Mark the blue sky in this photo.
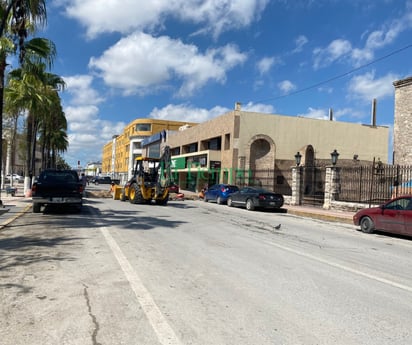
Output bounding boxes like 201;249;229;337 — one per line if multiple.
37;0;412;167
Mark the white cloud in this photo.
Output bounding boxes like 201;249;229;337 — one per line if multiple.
317;86;333;94
278;80;297;94
63;75;105;105
89;32;247;97
313;39;352;69
298;107;365;121
63;0;270;39
256;56;281;75
292;35;308;53
64;118;125;166
333;107;362;121
298;107;329;120
60;75;126;167
242;102;274;113
313;2;412;68
65;105;99;125
148;101;274;123
149;104;230;123
347;71;398;102
350;14;412;66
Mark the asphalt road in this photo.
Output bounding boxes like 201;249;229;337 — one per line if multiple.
1;192;412;345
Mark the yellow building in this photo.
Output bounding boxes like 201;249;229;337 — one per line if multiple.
102;118;197;181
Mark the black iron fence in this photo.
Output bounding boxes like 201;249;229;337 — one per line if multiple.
233;165;412;206
339;164;412;204
234;168;293;195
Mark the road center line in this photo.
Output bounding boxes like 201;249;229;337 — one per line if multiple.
100;227;183;345
262;239;412;294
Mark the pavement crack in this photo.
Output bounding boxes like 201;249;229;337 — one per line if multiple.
83;283;102;345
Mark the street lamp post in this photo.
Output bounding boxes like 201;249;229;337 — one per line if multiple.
324;149;340;209
291;151;303;205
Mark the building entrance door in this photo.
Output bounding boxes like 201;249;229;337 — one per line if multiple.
302;166;325;207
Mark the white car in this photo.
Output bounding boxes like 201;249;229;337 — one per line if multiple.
6;174;23;182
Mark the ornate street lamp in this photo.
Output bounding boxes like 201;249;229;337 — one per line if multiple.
330;149;339;166
294;151;302;166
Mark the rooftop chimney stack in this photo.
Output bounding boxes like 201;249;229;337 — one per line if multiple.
235;102;241;111
329;108;333;121
371;98;377;127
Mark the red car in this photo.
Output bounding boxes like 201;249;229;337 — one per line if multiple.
353;195;412;236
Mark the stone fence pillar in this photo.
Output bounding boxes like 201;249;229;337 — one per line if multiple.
323;166;341;209
291;166;303;205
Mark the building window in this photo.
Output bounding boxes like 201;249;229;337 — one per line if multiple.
136;123;152;131
187;154;207;168
188;143;198;153
224;133;230;150
148;143;160;158
182;143;198;154
208;137;221;150
171;147;180;155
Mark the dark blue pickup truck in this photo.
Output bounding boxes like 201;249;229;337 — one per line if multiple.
31;169;83;213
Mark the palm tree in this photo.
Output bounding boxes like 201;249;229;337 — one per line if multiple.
38;91;68;169
6;59;65;193
0;0;47;199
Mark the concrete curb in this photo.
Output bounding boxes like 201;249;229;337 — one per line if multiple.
0;203;32;230
286;208;353;224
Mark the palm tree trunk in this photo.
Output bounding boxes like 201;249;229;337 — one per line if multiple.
11;114;18;174
31;119;38;178
0;56;6;203
24;112;34;195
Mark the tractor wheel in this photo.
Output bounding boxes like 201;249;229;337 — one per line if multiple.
156;194;169;206
120;192;126;201
129;184;142;204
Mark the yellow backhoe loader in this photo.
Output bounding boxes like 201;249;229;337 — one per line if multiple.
120;146;172;205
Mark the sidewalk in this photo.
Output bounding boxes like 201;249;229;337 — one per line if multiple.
285;204;354;224
0;187;32;230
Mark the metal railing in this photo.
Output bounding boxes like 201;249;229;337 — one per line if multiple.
339;165;412;204
234;168;292;195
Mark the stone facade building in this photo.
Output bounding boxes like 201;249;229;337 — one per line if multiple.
393;76;412;165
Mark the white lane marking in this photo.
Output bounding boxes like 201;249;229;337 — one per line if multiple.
262;239;412;294
101;227;183;345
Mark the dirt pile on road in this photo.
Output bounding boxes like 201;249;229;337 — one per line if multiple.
86;190;113;198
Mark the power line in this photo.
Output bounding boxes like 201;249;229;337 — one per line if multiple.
249;43;412;104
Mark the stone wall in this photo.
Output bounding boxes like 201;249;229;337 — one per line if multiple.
393;76;412;165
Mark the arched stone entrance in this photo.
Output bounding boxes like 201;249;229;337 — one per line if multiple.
245;135;276;187
300;144;325;206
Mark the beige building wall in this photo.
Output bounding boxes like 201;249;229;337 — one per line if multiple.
166;107;389;191
393;76;412;165
236;111;389;165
